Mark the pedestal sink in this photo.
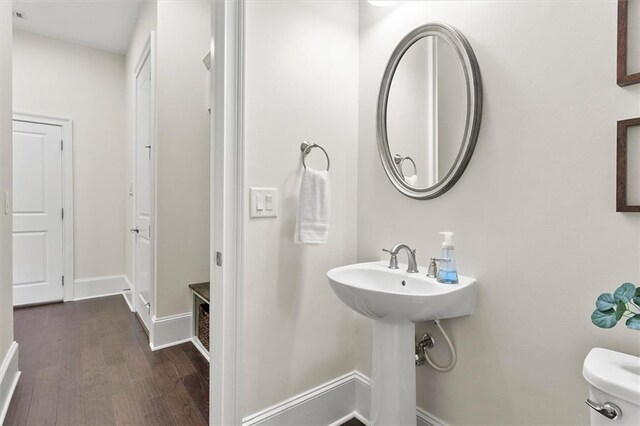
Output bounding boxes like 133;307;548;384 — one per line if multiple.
327;261;477;426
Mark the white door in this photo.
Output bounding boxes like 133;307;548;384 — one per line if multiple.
12;120;64;306
134;52;154;331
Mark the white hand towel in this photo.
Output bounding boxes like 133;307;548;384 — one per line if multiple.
404;174;418;186
295;168;330;245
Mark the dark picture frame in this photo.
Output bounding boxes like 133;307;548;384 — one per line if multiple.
617;118;640;212
618;0;640;86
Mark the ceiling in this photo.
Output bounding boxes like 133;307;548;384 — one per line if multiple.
12;0;143;54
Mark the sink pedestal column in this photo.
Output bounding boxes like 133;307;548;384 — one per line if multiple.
370;319;416;426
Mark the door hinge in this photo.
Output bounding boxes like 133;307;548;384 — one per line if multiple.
62;276;65;286
216;251;223;266
61;208;64;220
61;139;63;151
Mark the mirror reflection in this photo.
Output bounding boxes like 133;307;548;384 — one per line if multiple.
387;35;467;188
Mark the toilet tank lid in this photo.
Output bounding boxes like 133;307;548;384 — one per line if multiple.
583;347;640;405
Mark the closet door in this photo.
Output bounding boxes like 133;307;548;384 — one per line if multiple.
12;120;64;306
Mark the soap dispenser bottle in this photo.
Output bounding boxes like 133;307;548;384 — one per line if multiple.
437;232;459;284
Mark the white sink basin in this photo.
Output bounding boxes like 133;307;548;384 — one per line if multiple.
327;261;478;426
327;261;477;322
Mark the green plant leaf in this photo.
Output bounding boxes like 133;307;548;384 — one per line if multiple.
592;309;618;328
635;287;640;297
616;302;627;320
625;314;640;330
614;283;636;303
596;293;616;311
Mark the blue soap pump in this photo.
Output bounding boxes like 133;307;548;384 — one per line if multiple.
437;232;459;284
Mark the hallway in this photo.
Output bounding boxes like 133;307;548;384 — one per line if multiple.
4;296;208;425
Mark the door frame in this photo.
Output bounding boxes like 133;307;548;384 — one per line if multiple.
211;0;245;424
12;112;74;302
131;32;157;325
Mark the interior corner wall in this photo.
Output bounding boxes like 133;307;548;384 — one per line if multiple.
0;0;13;360
12;31;126;281
154;0;210;318
242;0;359;416
125;0;156;287
357;1;640;424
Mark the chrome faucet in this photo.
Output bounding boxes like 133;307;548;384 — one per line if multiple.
426;257;450;279
382;244;419;273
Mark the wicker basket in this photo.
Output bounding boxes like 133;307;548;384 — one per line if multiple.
198;303;210;351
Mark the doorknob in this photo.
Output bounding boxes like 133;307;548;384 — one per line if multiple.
130;227;140;234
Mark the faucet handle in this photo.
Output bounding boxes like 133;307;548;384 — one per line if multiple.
427;257;449;278
382;248;399;269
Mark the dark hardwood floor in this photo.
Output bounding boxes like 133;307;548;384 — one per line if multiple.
5;295;209;426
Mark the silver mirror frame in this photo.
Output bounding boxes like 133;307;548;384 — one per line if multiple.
376;23;483;200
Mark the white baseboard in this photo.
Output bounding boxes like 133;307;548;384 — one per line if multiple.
73;274;127;301
122;276;134;311
242;371;356;426
149;312;193;351
417;406;446;426
0;342;21;425
354;371;371;422
242;371;446;426
328;412;361;426
122;292;134;311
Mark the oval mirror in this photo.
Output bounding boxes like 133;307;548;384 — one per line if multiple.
377;23;482;199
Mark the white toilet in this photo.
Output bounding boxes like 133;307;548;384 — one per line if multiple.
583;348;640;425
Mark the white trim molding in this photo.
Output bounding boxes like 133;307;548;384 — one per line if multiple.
73;275;127;301
354;371;371;423
12;112;74;302
191;337;210;362
122;275;134;312
149;312;193;351
211;1;245;425
242;372;357;426
417;407;447;426
0;342;20;424
241;371;447;426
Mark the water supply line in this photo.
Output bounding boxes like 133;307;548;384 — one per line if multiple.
416;319;457;372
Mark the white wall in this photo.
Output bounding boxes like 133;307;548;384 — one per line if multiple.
358;1;640;424
0;0;13;361
243;0;359;415
155;0;210;318
12;31;126;281
124;0;210;319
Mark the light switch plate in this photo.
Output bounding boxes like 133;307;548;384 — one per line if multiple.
250;187;278;218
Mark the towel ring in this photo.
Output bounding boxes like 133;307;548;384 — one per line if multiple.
301;141;330;171
394;154;417;176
